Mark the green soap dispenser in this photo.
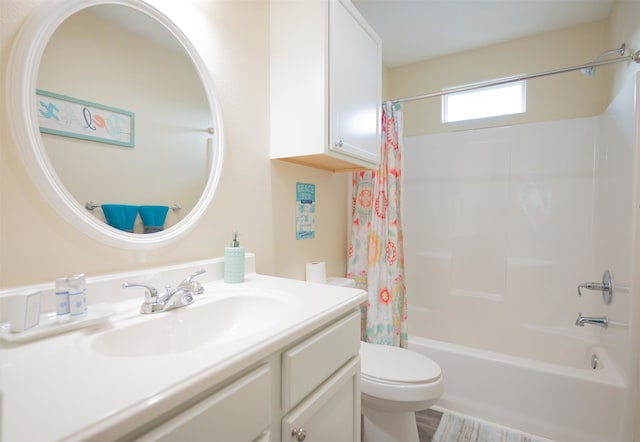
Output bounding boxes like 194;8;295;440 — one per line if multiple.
224;232;245;283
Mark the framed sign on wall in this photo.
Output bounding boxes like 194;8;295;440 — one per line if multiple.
36;89;134;148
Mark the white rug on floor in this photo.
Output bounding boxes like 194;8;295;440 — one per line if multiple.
433;412;549;442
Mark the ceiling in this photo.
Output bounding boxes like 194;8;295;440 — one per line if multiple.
352;0;616;67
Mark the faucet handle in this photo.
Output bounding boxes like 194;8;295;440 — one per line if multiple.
181;269;206;295
182;269;206;284
122;282;159;303
577;270;613;305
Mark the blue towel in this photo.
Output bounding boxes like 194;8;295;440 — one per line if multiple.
138;205;169;233
101;204;139;232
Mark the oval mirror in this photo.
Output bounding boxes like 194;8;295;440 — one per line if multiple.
6;0;224;249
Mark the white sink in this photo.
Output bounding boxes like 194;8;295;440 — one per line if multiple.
91;291;289;357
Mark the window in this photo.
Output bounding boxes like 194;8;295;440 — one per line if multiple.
442;80;526;123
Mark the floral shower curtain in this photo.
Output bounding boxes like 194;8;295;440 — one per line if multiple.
347;102;407;348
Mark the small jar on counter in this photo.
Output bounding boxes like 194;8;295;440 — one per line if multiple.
67;274;87;319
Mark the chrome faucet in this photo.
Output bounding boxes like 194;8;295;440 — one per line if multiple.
123;269;206;314
575;312;608;328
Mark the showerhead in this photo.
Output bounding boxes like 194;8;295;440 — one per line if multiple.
581;43;626;77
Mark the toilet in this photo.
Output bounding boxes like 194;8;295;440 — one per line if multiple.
327;278;444;442
359;341;443;442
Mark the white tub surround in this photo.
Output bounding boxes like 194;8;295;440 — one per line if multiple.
403;74;639;442
0;255;367;442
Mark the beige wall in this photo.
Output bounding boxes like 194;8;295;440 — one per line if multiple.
388;19;611;136
0;0;349;288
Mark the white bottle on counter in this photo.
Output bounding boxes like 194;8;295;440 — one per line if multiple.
55;277;70;323
67;274;87;319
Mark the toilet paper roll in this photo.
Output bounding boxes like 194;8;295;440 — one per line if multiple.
305;262;327;284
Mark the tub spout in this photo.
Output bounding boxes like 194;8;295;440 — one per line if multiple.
575;312;608;328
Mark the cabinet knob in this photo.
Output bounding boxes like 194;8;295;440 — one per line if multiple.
291;427;307;441
335;139;344;148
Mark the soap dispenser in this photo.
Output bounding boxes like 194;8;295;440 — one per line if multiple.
224;232;245;283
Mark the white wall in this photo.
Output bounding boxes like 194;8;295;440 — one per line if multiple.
404;117;602;357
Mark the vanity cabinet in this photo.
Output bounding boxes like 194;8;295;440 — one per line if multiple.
270;0;382;172
281;310;361;442
123;310;361;442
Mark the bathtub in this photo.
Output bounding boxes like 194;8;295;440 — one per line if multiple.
409;335;628;442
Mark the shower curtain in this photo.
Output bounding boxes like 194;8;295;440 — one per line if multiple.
347;102;407;348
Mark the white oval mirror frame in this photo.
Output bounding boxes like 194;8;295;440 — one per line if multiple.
6;0;224;249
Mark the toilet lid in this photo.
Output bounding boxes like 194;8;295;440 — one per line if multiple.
360;341;441;384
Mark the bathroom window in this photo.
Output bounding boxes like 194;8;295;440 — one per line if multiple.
442;80;526;123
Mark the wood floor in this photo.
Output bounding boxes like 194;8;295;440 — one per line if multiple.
416;408;444;442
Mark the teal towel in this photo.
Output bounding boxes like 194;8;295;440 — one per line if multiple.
101;204;139;232
139;205;169;233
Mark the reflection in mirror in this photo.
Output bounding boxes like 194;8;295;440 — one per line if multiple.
37;5;212;234
7;0;224;249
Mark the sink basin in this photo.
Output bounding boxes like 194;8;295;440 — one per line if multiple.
91;292;289;357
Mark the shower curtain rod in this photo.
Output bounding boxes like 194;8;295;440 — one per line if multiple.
388;44;640;105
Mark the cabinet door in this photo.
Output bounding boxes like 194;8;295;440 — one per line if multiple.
282;310;360;410
282;357;361;442
135;364;271;442
329;0;382;165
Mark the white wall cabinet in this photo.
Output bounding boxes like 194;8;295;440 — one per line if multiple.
270;0;382;172
123;310;361;442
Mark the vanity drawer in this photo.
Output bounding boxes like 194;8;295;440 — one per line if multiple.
135;364;271;442
282;310;360;410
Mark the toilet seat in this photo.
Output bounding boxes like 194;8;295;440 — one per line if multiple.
360;341;443;404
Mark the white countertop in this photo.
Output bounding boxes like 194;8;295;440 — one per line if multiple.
0;272;366;441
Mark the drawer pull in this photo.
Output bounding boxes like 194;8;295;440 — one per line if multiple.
292;427;307;441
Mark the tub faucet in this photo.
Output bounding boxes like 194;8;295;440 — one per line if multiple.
577;270;614;305
123;269;206;314
575;312;608;328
